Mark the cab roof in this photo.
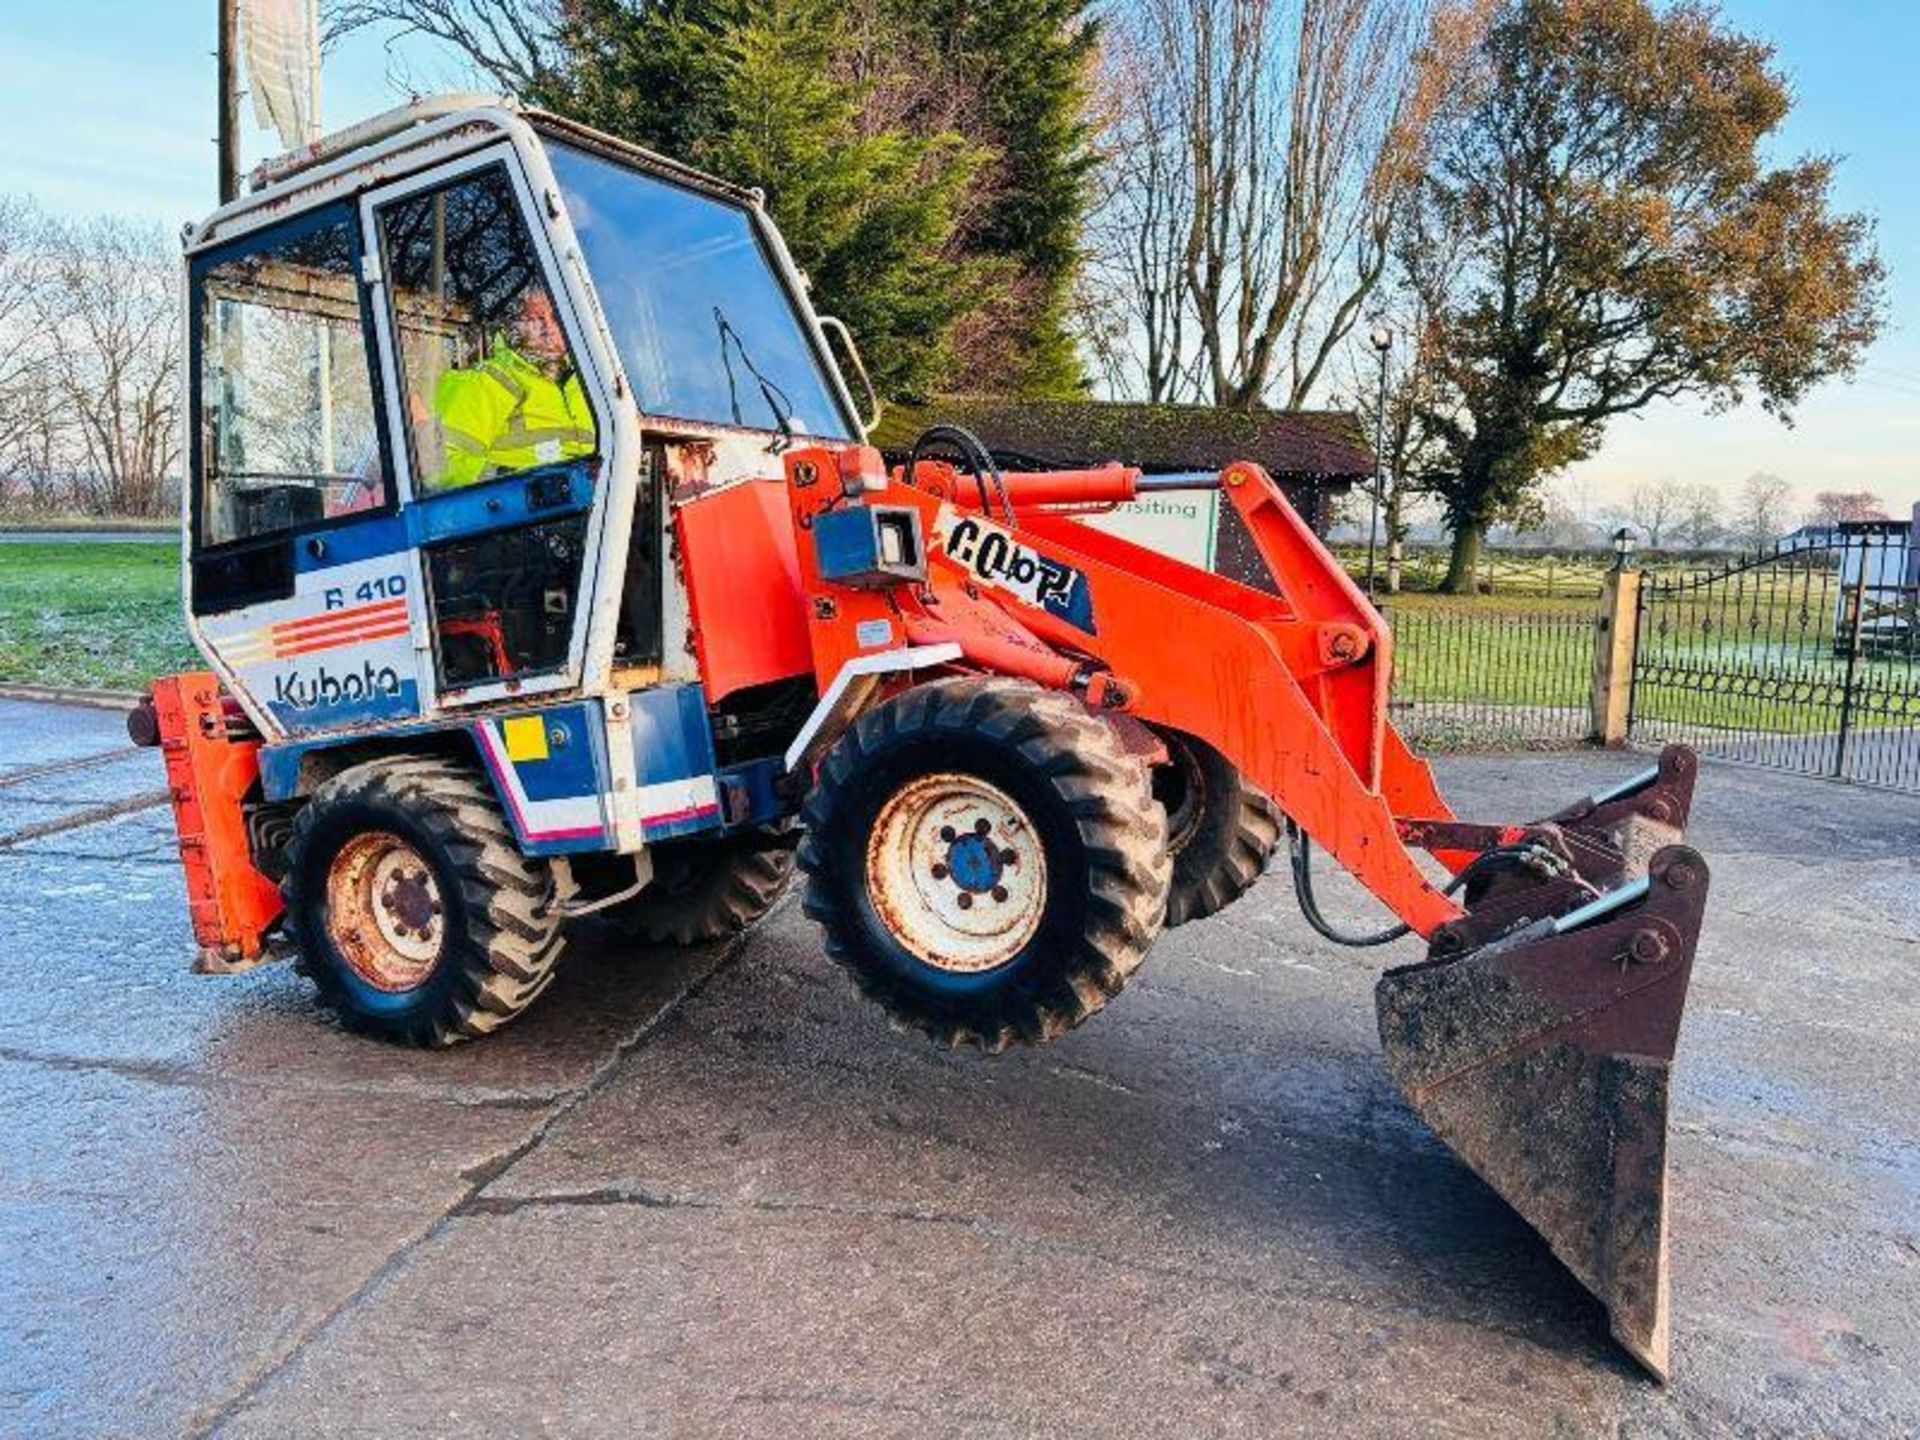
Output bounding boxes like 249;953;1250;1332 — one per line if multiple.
188;94;761;253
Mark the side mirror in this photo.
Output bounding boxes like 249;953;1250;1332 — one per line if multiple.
818;315;882;436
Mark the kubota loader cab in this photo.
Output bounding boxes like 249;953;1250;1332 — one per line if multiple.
134;97;1710;1378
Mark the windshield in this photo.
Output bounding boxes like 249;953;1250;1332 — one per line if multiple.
547;142;855;441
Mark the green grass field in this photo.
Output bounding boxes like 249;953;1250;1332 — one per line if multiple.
0;542;196;691
1385;593;1594;708
1;542;1906;747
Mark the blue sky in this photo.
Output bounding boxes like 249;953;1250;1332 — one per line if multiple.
0;0;1913;517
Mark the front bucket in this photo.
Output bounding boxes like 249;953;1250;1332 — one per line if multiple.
1376;845;1709;1379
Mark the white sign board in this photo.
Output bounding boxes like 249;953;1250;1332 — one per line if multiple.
1076;491;1221;572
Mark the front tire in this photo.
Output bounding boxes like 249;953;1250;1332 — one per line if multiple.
1154;730;1282;926
282;757;566;1046
797;678;1170;1052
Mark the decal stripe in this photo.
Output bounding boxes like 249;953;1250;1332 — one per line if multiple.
270;598;407;638
269;618;412;659
221;599;413;663
635;775;722;831
642;801;722;827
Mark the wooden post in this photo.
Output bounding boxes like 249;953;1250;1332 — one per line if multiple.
1589;564;1642;746
217;0;241;203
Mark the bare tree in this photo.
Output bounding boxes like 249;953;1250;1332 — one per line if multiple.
32;216;180;516
1806;489;1889;526
0;197;49;491
1734;472;1794;551
322;0;564;92
1090;0;1467;409
1674;483;1724;551
1080;20;1200;402
1628;482;1677;549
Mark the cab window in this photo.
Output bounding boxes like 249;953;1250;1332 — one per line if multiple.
196;208;386;547
376;163;599;493
548;142;854;441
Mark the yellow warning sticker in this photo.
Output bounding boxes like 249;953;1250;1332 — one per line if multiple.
501;715;550;763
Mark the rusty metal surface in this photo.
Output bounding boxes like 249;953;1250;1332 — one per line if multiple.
1377;844;1709;1379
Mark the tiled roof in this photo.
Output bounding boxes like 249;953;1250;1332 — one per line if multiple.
871;396;1373;482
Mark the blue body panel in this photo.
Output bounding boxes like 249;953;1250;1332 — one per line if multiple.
259;698;615;858
629;685;725;841
469;700;613;856
289;463;596;578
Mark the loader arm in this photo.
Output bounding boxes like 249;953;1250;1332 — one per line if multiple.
783;445;1708;1379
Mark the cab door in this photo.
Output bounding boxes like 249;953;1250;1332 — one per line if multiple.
189;201;423;738
359;149;607;711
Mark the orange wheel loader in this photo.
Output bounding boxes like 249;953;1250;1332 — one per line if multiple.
129;97;1709;1378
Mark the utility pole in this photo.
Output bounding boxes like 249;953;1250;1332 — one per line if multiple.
1365;325;1393;597
217;0;241;203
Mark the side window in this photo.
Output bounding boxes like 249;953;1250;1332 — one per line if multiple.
377;164;599;493
198;211;386;546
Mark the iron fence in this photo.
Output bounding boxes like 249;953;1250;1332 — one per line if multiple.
1385;601;1594;751
1631;524;1920;791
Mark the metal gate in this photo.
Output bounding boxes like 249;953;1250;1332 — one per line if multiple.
1631;523;1920;790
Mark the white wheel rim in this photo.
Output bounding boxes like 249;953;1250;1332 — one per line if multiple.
326;831;445;991
864;772;1048;972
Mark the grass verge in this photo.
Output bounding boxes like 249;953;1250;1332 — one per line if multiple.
0;542;195;691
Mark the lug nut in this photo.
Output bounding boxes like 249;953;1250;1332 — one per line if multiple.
991;886;1008;903
939;826;956;843
974;819;992;836
957;893;974;910
1001;848;1019;866
931;862;949;880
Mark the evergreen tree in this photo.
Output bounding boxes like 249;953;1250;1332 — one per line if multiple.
883;0;1099;396
541;0;987;400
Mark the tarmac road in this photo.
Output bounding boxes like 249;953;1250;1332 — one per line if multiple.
0;696;1915;1438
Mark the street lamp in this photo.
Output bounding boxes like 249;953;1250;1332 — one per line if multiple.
1365;324;1393;596
1611;525;1638;571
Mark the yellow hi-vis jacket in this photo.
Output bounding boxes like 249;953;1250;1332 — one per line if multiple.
429;338;596;488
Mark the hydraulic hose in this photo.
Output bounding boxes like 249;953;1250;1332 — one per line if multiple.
905;424;1015;526
1285;821;1552;948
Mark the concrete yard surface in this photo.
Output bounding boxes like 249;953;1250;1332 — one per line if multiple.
0;696;1914;1437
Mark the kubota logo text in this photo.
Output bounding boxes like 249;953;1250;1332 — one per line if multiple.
272;660;406;712
935;507;1097;633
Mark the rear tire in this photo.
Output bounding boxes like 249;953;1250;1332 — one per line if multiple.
797;677;1170;1052
282;756;566;1046
614;830;794;945
1154;730;1281;927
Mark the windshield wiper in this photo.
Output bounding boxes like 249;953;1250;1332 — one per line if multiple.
715;306;797;450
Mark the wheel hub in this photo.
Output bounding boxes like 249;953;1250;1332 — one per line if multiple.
326;831;446;991
943;825;1004;893
866;772;1047;972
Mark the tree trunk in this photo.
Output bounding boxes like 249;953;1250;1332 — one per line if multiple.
1443;523;1484;594
1384;485;1405;594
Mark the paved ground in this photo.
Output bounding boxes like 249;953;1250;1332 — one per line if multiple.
0;696;1915;1438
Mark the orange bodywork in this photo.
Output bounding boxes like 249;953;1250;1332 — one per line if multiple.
676;477;815;702
151;673;284;967
784;445;1467;939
